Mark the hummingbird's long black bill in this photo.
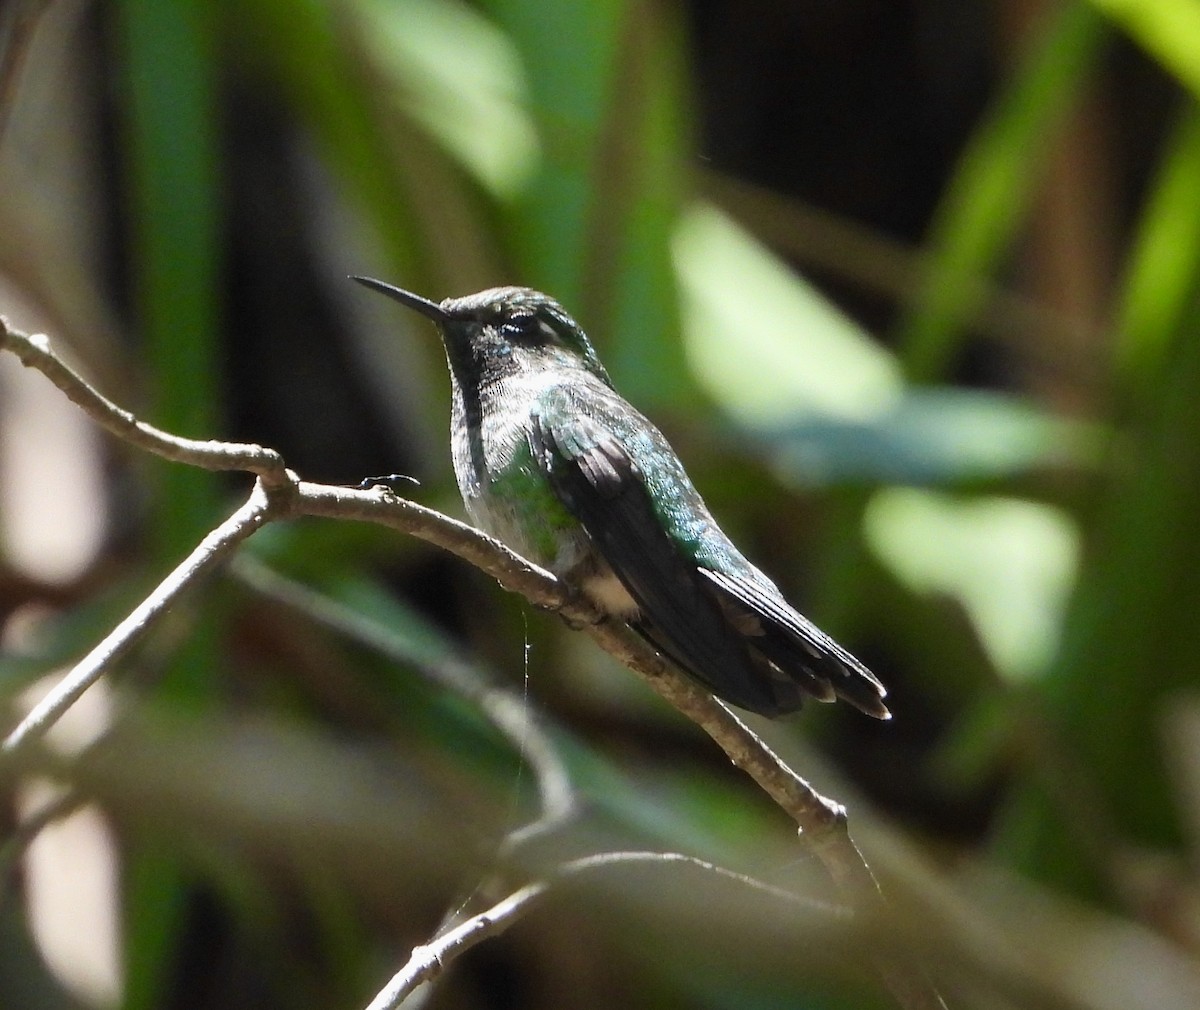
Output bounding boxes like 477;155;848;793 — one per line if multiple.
351;275;449;323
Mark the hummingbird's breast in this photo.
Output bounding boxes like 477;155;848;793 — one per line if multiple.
449;371;599;580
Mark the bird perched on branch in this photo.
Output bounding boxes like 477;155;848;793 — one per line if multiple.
354;276;888;720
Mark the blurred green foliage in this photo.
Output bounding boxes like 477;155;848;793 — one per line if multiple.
4;0;1200;1008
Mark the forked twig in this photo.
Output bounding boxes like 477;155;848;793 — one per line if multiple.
364;850;843;1010
0;317;946;1010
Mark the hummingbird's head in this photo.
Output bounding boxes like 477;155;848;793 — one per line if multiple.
352;277;612;387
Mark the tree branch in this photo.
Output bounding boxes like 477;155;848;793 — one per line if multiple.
0;317;946;1009
0;325;291;486
364;850;840;1010
0;787;84;874
229;555;575;845
294;480;581;613
2;481;281;753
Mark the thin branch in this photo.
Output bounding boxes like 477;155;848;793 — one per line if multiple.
365;850;839;1010
367;880;541;1010
229;556;575;840
590;623;847;830
0;323;291;486
1;317;947;1010
292;484;864;860
295;481;583;614
559;621;949;1008
0;787;85;876
2;482;280;753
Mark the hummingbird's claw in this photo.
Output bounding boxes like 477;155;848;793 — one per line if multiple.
356;473;421;492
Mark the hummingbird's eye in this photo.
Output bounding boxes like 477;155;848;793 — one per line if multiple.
501;312;553;344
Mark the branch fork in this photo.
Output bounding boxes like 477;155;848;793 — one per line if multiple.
0;316;944;1010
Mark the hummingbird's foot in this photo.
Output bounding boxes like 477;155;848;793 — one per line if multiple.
356;473;421;492
553;586;609;629
559;610;606;631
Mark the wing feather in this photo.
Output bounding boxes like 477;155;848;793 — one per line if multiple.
528;387;888;719
529;412;787;714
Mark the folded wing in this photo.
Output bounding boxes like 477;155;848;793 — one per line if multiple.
529;400;888;719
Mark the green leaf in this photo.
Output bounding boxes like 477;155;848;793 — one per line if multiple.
894;3;1106;381
355;0;537;197
1114;105;1200;389
751;388;1095;486
864;489;1079;681
1088;0;1200;99
674;203;901;425
114;2;226;1003
483;0;626;302
485;0;690;407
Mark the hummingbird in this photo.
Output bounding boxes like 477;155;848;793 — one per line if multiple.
353;276;889;720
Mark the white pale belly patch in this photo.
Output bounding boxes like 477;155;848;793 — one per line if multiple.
581;570;639;619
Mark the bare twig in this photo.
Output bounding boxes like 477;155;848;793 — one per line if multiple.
2;482;281;753
293;484;860;859
0;318;946;1009
295;480;582;614
0;787;84;874
0;325;291;486
229;556;575;841
365;850;838;1010
554;623;951;1007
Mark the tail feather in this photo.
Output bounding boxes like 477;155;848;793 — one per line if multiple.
699;568;890;720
